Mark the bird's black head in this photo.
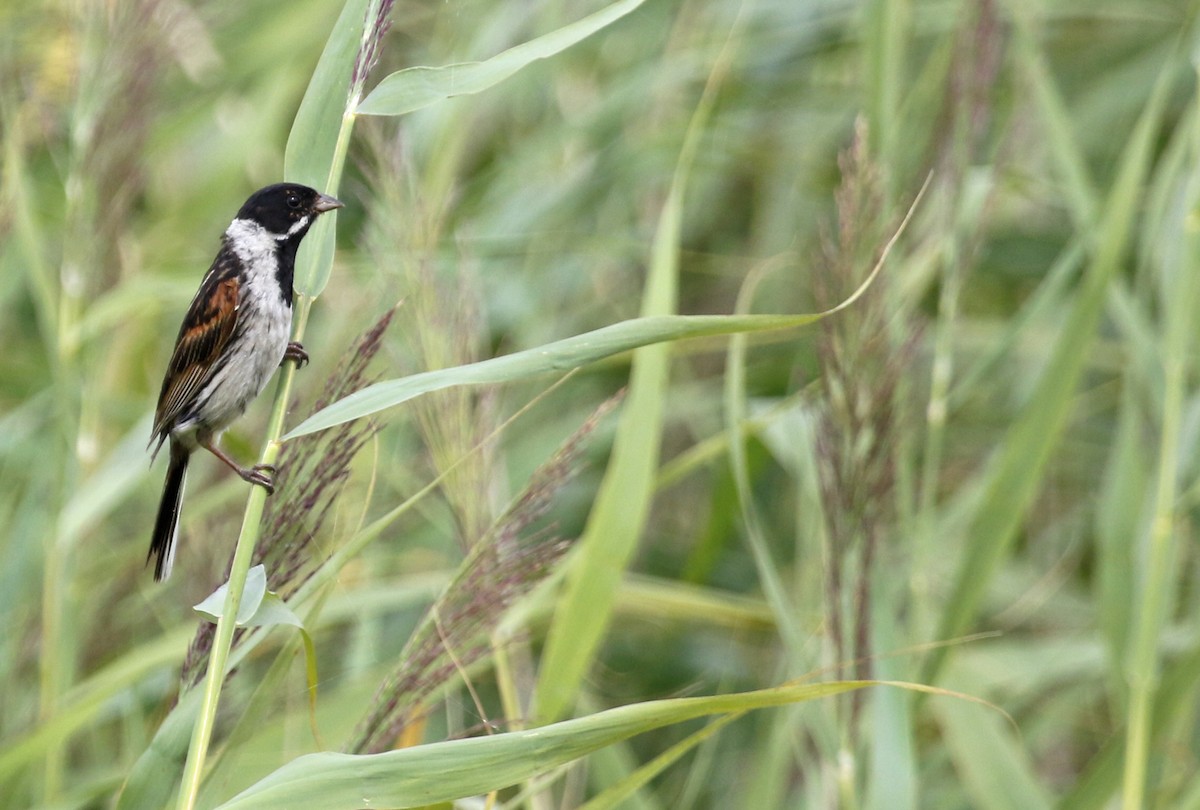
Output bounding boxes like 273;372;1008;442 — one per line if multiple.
235;183;344;243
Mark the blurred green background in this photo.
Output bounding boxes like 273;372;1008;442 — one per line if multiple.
3;0;1200;807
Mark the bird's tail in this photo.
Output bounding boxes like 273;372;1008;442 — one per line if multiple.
149;441;189;581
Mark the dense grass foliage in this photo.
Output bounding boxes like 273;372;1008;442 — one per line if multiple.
2;0;1199;807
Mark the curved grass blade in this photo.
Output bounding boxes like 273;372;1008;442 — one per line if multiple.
356;0;648;117
217;680;875;809
286;312;842;438
283;0;368;190
0;628;190;789
283;165;924;442
284;0;372;297
284;313;823;439
579;714;741;810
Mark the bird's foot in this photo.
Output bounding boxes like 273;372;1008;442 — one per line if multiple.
241;463;276;495
283;341;309;368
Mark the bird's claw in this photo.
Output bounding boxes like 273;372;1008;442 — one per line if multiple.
283;341;309;368
243;464;276;495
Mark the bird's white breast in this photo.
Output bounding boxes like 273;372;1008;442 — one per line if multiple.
193;219;293;431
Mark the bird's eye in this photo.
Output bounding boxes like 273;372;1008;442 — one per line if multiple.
286;193;301;210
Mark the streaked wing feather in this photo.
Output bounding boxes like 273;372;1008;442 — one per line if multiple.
152;256;241;439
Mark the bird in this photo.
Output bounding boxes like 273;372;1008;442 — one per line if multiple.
147;183;343;581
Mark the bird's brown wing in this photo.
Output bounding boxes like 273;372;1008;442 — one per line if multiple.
151;254;241;445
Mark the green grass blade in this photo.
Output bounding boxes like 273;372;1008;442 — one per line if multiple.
356;0;649;117
534;12;743;721
936;690;1053;810
1093;380;1147;691
283;0;372;297
1121;65;1200;809
920;53;1177;685
862;0;907;169
217;681;874;809
1058;643;1200;810
724;270;806;661
533;329;670;721
1008;2;1097;229
534;136;680;725
282;0;368;189
283;313;829;440
58;415;151;547
0;628;190;787
579;714;740;810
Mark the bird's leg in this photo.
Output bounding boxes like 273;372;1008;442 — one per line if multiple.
283;341;309;368
199;438;276;495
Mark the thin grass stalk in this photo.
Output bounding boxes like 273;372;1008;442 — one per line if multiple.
176;290;372;799
174;456;277;808
39;497;68;804
38;66;88;810
911;215;955;636
174;301;308;810
913;0;1002;642
725;266;806;663
863;0;908;189
1120;87;1200;810
38;0;117;795
173;203;346;804
918;51;1174;688
1120;379;1183;808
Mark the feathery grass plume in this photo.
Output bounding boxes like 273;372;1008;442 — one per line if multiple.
256;309;397;589
811;121;917;697
932;0;1004;181
60;0;166;288
180;309;396;689
344;394;622;754
352;0;395;89
362;124;500;547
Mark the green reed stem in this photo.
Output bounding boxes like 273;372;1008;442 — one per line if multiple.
174;301;312;810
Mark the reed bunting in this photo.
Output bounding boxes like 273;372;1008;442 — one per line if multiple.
147;183;343;580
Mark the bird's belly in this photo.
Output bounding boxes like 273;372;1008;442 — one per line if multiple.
193;294;291;431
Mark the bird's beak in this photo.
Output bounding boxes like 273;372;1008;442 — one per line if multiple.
314;193;345;213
